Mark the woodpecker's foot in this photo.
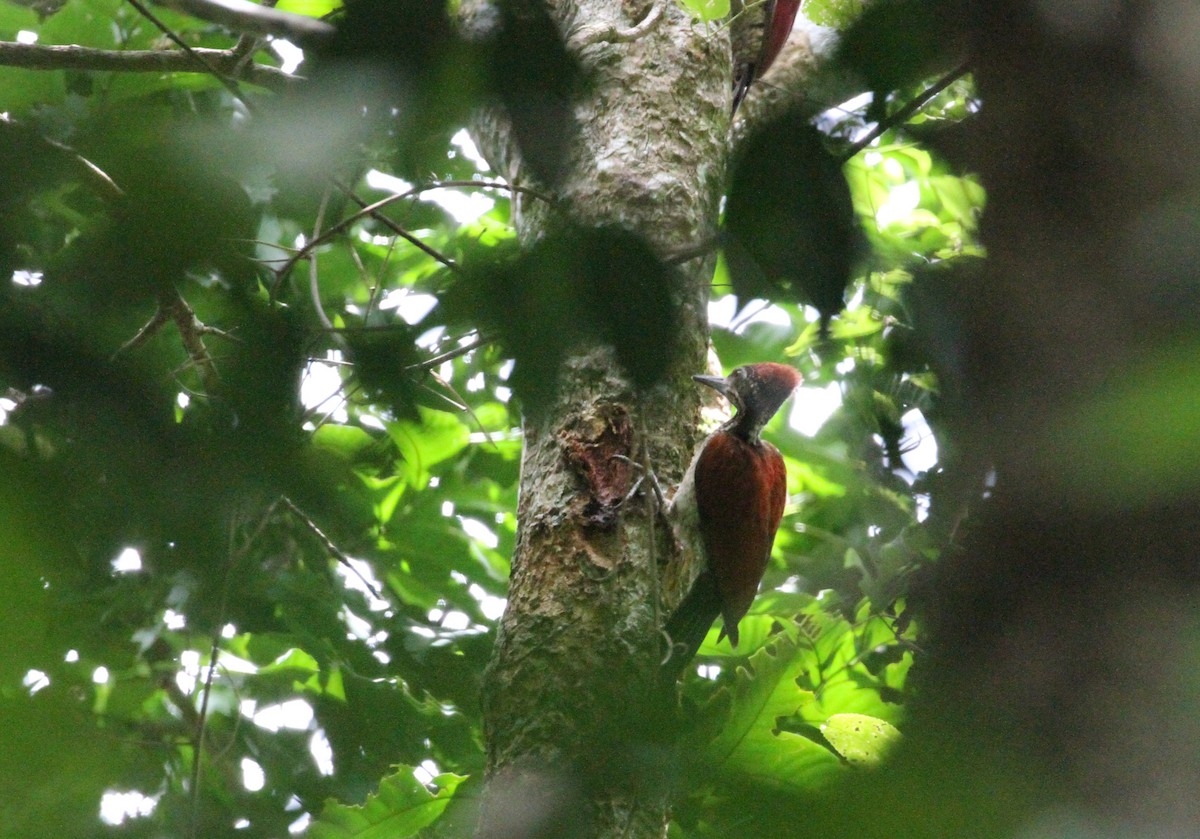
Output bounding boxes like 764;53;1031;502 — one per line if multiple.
614;454;668;511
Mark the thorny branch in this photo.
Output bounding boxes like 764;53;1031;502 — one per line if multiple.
115;287;237;397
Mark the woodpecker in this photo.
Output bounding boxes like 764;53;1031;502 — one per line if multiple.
730;0;803;112
663;362;802;674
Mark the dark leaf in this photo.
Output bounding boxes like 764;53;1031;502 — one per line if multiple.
308;0;485;176
441;225;678;410
724;111;862;334
485;0;585;186
344;325;424;421
834;0;969;97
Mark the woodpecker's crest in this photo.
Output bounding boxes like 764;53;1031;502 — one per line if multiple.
693;362;801;442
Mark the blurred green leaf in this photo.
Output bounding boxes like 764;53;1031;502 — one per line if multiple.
277;0;341;15
834;0;967;96
679;0;730;23
386;408;470;488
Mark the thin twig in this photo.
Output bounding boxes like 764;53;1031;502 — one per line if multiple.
315;323;426;333
188;506;254;839
361;235;398;321
309;187;336;332
275;179;552;286
124;0;249;104
308;382;359;431
728;299;771;333
280;496;385;600
429;370;499;450
404;335;491;372
840;62;972;162
418;380;466;412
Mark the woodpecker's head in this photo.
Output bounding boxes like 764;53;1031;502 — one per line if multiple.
694;362;802;442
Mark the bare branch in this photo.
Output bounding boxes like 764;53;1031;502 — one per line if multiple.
405;335;492;372
0;41;297;92
125;0;251;103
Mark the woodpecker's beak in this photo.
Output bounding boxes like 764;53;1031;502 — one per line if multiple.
692;374;732;399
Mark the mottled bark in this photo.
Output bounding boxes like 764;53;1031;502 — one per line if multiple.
470;2;727;837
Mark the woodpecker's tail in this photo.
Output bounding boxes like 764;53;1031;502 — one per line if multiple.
732;66;755;114
661;572;722;682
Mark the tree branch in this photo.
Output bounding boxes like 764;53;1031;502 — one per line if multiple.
0;41;298;92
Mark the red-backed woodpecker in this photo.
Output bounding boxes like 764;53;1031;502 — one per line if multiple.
663;362;802;673
730;0;803;111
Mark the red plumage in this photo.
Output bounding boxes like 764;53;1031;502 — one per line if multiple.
664;362;801;669
731;0;803;112
694;432;787;646
757;0;801;80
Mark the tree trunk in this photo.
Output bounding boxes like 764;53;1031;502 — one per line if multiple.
473;2;729;837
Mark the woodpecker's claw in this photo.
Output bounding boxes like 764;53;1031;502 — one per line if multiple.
614;454;668;511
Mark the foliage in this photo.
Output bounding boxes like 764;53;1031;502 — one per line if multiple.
0;1;982;837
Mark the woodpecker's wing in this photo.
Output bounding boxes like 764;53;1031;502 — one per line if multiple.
756;0;801;81
694;433;788;646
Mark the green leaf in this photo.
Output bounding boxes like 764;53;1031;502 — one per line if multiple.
697;634;843;791
1052;338;1200;504
803;0;865;29
821;712;901;766
386;408;471;488
442;225;679;409
276;0;342;15
257;646;321;676
791;598;911;725
679;0;730;22
309;766;466;839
